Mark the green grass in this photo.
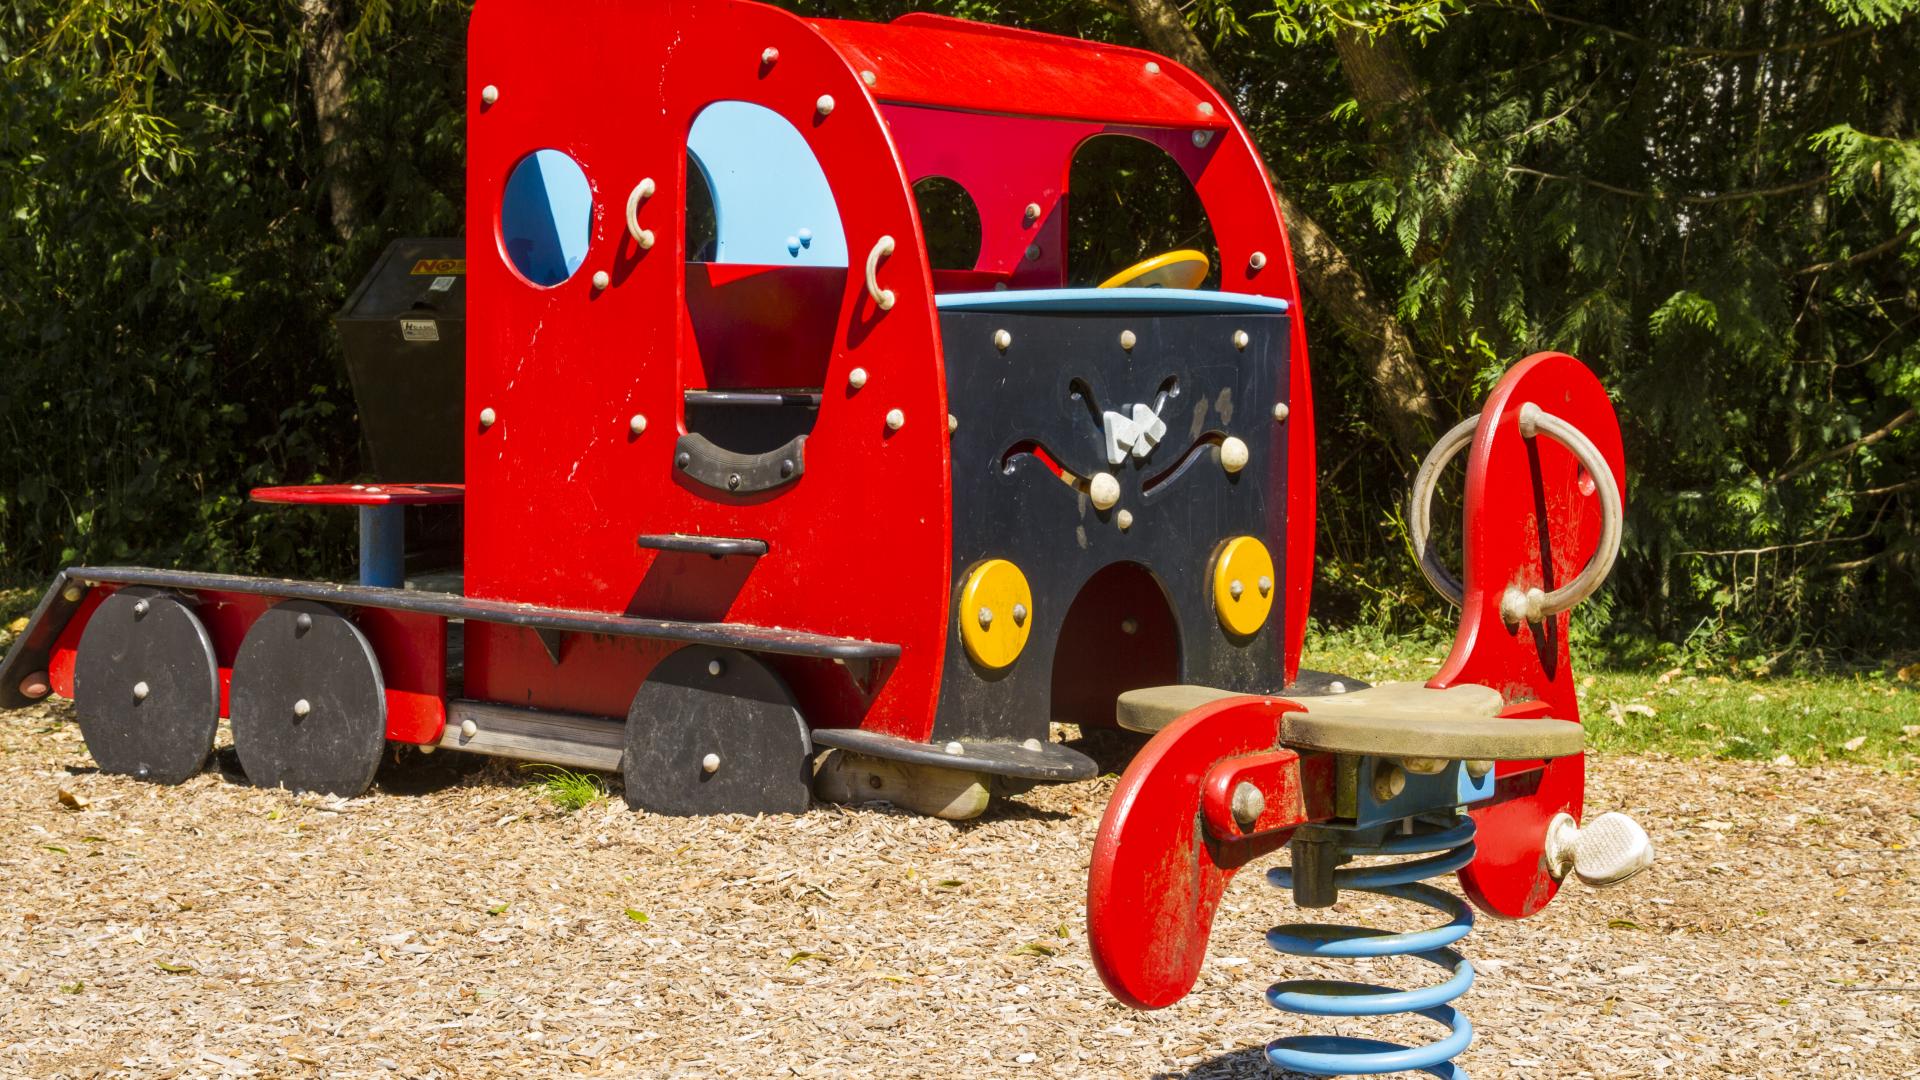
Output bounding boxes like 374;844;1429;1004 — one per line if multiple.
1304;627;1919;770
521;765;608;812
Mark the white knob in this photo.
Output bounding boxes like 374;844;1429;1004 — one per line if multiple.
460;718;479;739
293;699;311;718
132;681;150;701
1545;811;1655;887
701;753;721;774
1089;472;1121;511
847;367;868;389
1219;436;1250;474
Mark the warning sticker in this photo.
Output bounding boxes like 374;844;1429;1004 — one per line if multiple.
401;319;440;342
410;258;466;275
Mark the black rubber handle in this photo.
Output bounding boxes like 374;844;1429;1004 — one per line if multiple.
673;432;805;494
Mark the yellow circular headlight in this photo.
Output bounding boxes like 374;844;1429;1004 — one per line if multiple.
1211;536;1275;637
959;559;1034;670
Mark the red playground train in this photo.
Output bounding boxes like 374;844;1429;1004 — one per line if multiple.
2;4;1651;1072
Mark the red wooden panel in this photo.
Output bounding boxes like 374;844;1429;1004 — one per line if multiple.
464;0;954;742
250;484;464;507
811;14;1229;128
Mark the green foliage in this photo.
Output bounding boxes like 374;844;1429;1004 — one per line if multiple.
522;765;607;813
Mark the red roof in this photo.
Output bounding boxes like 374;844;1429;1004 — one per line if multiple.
808;13;1230;129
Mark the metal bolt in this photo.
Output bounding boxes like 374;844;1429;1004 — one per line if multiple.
62;585;84;603
1328;680;1347;694
1229;579;1244;600
1192;130;1212;148
1022;738;1043;751
480;84;499;106
630;414;647;436
993;329;1012;352
1399;756;1448;775
944;741;964;755
886;408;905;431
1011;603;1027;626
1249;251;1268;271
296;612;313;633
708;659;725;677
293;698;312;719
1466;759;1494;779
1116;509;1134;530
761;47;779;65
418;744;436;755
592;270;610;290
460;718;479;739
132;599;149;618
1258;575;1273;596
1023;203;1041;224
1120;617;1139;635
1272;402;1290;422
948;414;958;433
1024;243;1041;262
1119;329;1137;351
848;367;868;389
860;69;876;86
815;94;835;116
1233;330;1250;351
132;681;149;701
1372;762;1407;802
779;458;795;478
1144;61;1161;74
977;607;994;629
1230;781;1265;829
479;407;497;428
1198;101;1215;116
701;753;721;774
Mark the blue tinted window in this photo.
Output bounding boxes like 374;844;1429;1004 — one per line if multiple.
500;149;592;286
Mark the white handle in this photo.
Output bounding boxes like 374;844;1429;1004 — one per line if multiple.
865;235;896;311
1408;402;1623;623
626;178;656;249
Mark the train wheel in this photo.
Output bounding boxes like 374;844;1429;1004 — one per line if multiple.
230;601;387;797
622;646;811;816
72;588;220;784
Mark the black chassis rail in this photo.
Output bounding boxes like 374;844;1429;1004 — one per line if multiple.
0;566;900;710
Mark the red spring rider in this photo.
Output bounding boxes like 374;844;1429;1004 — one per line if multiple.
1087;353;1655;1077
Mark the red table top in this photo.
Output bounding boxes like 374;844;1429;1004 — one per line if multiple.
250;483;466;507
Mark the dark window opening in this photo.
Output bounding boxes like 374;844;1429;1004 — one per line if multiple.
1066;135;1219;289
913;176;984;270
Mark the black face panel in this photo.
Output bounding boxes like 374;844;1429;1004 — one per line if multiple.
933;308;1291;744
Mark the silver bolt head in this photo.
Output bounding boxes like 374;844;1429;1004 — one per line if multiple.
977;607;994;629
1258;575;1273;596
1372;762;1407;802
701;753;721;774
1233;330;1250;351
1022;738;1043;751
1116;509;1134;530
132;680;150;701
592;270;610;290
62;585;85;603
1011;603;1027;626
1328;680;1347;694
1229;579;1244;600
848;367;868;389
629;414;648;435
480;84;499;106
708;659;725;677
761;47;779;65
1249;251;1268;270
132;599;150;618
1230;781;1265;828
993;329;1012;352
1023;202;1041;223
886;408;906;431
460;718;479;739
944;741;964;755
296;612;314;633
815;94;835;115
293;698;311;718
1119;329;1137;351
1272;402;1290;422
1120;617;1140;635
479;407;497;428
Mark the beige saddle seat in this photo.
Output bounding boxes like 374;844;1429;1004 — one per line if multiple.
1114;681;1583;761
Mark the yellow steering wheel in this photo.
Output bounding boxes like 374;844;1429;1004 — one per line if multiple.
1098;249;1211;290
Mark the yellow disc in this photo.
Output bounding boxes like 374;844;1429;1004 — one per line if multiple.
1211;536;1275;637
959;559;1034;670
1098;249;1211;290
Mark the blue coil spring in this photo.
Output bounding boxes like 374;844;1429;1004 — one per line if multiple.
1263;815;1478;1079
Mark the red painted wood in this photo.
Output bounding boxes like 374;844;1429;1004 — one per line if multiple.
1427;353;1626;919
811;14;1231;129
250;484;465;506
1200;748;1306;840
1087;695;1308;1010
47;588;106;699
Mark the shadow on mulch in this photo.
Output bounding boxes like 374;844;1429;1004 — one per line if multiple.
1155;1047;1287;1078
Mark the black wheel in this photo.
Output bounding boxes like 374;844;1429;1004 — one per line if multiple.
622;646;811;815
72;588;219;784
230;601;387;797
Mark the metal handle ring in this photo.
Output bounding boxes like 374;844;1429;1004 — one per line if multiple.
865;235;896;311
1409;403;1623;623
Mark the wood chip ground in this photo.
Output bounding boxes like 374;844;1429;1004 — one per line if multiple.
2;700;1915;1078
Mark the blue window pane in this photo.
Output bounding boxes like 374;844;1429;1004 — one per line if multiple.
500;149;592;286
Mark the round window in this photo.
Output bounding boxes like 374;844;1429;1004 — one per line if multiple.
499;149;592;286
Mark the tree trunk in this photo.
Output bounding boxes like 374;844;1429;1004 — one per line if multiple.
1120;0;1439;461
295;0;359;242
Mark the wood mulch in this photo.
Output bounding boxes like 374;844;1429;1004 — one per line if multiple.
1;699;1915;1078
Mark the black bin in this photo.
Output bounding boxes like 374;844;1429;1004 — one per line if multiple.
336;238;466;482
